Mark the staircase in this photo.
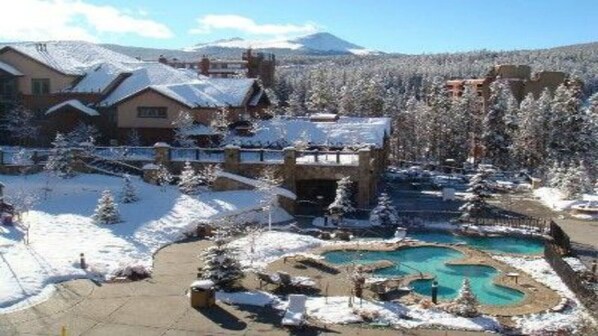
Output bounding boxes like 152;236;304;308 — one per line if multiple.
84;157;143;177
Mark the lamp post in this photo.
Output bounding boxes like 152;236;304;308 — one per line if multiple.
431;280;438;304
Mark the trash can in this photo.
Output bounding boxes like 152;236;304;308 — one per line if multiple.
190;280;215;308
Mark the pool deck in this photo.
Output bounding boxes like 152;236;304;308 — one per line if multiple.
311;240;561;316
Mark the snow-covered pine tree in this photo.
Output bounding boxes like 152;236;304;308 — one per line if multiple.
560;161;593;200
258;166;283;230
370;193;399;226
0;105;39;146
67;121;100;146
198;164;221;189
120;174;139;203
356;76;385;117
93;190;121;224
156;164;173;191
328;176;355;220
210;107;230;133
45;132;76;178
285;91;305;117
178;161;200;195
306;69;336;113
482;80;512;168
126;129;142;146
513;93;548;170
172;110;196;147
459;171;491;221
199;229;244;290
548;82;588;165
447;278;479;317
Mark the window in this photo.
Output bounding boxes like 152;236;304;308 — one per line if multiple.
31;78;50;95
137;106;167;118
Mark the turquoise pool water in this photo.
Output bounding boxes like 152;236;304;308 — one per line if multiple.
407;231;544;254
324;246;525;306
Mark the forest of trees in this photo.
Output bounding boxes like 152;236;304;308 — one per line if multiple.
270;44;598;183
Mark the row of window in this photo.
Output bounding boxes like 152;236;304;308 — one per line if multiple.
137;106;167;118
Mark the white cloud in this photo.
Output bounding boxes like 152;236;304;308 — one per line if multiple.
0;0;173;42
189;14;319;37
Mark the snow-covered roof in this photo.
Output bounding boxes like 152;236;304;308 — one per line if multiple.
0;41;140;75
0;60;23;76
68;62;131;93
99;63;256;108
226;116;392;148
46;100;99;116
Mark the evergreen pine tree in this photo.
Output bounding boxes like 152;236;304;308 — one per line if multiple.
199;230;244;290
548;82;587;164
328;177;355;220
93;190;121;224
0;105;39;146
482;80;512;168
126;129;142;146
370;193;399;226
67;121;100;146
513;93;548;170
560;161;593;199
172;110;196;147
178;161;200;194
120;174;139;203
459;171;492;221
45;132;76;178
198;164;221;189
156;164;173;191
285;91;305;117
447;278;479;317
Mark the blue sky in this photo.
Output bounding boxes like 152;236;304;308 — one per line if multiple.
1;0;596;53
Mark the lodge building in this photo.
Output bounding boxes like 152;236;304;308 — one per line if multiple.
0;41;270;146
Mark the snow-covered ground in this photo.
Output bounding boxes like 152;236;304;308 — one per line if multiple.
0;172;291;311
534;187;598;219
494;255;596;334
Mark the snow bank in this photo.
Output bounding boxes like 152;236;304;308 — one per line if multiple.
534;187;598;212
229;231;323;269
0;173;289;311
217;290;279;307
302;296;499;331
493;256;596;334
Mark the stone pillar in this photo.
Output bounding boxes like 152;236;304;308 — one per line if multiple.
153;142;171;167
223;145;240;174
282;147;297;214
282;147;297;193
142;163;160;185
357;148;373;208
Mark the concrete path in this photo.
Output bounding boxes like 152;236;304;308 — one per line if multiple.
0;239;489;336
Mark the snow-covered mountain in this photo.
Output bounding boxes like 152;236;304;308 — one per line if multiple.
186;32;379;56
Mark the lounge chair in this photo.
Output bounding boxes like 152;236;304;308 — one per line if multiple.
282;294;307;327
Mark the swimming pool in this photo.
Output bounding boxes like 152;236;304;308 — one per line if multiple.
324;246;525;306
407;231;544;254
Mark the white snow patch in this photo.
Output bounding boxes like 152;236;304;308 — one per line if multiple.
0;173;289;311
229;231;323;269
493;255;596;334
216;290;279;307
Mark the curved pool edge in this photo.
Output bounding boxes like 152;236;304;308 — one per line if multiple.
314;241;561;316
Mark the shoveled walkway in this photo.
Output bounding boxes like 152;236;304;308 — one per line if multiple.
0;239;489;336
